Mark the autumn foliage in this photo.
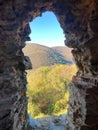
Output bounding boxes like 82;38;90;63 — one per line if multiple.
27;64;77;118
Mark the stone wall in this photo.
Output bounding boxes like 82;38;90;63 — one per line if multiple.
0;0;98;130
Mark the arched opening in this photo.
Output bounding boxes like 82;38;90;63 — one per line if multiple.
1;1;98;130
24;11;77;129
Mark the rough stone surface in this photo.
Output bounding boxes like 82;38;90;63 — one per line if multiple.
0;0;98;130
28;114;67;130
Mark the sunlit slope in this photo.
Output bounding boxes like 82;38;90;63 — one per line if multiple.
23;43;72;68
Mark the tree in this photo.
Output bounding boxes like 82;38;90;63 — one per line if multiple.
27;64;77;117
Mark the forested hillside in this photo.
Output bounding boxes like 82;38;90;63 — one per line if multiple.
52;46;73;62
23;43;72;68
27;64;77;118
24;43;77;118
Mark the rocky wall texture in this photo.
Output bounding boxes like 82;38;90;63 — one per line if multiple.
0;1;32;130
0;0;98;130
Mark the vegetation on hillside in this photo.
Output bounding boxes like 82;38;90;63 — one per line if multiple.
52;46;73;62
27;64;77;118
23;43;72;68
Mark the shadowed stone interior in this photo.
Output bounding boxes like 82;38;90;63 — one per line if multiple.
0;0;98;130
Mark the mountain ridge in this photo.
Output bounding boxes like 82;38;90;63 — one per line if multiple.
23;43;73;69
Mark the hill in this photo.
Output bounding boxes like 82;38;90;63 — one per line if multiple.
52;46;73;62
23;43;72;69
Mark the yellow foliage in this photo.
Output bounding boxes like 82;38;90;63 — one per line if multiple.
27;64;77;117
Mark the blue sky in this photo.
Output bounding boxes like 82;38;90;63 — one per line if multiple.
29;11;65;47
